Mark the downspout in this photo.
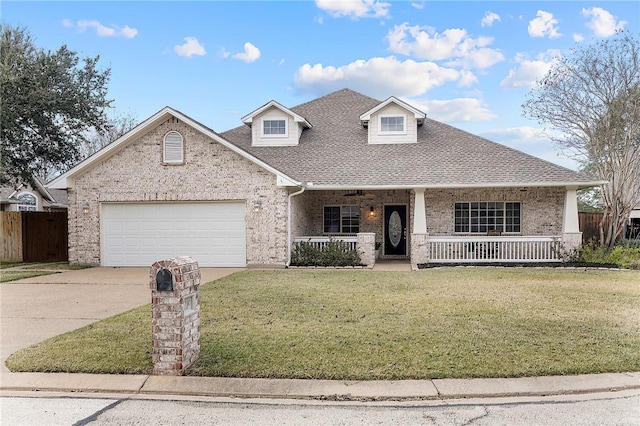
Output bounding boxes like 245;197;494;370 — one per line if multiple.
286;186;306;267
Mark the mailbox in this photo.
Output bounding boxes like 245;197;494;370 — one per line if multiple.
155;268;173;291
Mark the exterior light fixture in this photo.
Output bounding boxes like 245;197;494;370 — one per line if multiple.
81;201;90;214
369;206;375;217
253;200;262;212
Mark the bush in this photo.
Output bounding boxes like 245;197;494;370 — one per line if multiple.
291;239;362;267
576;240;640;269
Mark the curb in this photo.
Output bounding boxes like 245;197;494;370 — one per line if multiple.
1;372;639;401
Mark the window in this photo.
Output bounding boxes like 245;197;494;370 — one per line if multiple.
163;131;184;164
380;116;405;133
323;205;360;234
17;193;37;211
454;202;521;233
263;119;286;136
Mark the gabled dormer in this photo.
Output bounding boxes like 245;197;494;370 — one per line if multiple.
241;100;312;147
359;97;426;145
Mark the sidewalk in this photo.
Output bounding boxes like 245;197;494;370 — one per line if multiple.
1;371;639;401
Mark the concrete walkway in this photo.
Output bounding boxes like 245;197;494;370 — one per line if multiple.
2;372;638;401
1;266;638;401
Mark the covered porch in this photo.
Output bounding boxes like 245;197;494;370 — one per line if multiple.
288;186;582;268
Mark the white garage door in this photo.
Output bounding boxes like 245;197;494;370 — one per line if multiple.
102;202;246;267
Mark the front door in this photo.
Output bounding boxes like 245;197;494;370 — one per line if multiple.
384;205;407;256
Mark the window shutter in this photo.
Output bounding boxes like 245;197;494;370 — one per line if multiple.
163;131;184;163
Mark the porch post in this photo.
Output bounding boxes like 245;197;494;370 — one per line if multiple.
411;188;429;269
413;188;427;233
562;187;582;253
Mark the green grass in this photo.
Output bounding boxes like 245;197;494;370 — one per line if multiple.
0;261;36;269
6;269;640;379
1;270;58;283
21;262;93;271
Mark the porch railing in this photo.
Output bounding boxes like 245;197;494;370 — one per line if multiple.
428;236;562;263
293;236;358;252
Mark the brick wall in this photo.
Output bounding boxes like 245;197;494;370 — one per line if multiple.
423;187;565;236
68;117;289;266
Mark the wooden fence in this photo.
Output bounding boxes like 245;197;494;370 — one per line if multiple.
578;212;607;244
1;211;68;262
1;212;23;262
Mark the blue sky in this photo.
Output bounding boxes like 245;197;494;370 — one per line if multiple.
4;1;639;170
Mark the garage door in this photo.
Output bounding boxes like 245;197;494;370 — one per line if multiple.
102;202;246;267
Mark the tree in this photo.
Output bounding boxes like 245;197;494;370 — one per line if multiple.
78;112;138;161
0;25;112;187
523;32;640;248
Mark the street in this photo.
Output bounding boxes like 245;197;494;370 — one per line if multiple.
2;390;638;425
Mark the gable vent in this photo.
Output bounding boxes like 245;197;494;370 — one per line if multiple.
163;131;184;164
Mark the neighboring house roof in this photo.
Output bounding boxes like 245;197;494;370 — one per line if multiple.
0;176;68;209
222;89;603;189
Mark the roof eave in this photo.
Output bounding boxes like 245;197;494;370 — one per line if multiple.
48;107;302;190
303;181;607;191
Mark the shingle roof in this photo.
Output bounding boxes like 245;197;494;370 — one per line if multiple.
221;88;598;188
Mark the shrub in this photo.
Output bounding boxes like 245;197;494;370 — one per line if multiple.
291;239;362;267
575;240;640;269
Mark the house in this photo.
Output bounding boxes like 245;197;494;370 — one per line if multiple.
0;177;68;212
626;202;640;240
48;89;604;268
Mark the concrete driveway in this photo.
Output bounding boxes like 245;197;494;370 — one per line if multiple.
0;267;243;372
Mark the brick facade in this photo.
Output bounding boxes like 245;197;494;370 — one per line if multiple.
149;256;200;375
68;118;289;266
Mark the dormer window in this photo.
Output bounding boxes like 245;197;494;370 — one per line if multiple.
163;131;184;164
242;100;311;147
263;119;287;137
380;115;405;134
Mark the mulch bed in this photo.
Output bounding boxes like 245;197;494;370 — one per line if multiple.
418;262;620;269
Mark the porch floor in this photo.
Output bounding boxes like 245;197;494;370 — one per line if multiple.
372;260;412;271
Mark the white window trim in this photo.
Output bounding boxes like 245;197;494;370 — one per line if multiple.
163;131;184;164
261;118;288;138
378;114;407;135
16;191;38;211
453;201;522;234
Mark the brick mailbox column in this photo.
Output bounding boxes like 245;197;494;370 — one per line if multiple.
149;256;201;376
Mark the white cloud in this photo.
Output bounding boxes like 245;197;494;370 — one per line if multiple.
478;126;580;170
387;23;504;69
315;0;391;19
174;37;206;58
500;50;560;89
411;2;424;10
481;12;501;28
218;48;230;59
62;19;72;27
294;56;460;98
232;42;261;63
582;7;627;37
528;10;561;38
411;98;498;123
315;15;324;24
73;20;138;38
573;33;585;42
481;126;550;146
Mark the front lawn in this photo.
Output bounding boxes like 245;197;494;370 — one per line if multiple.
0;270;57;283
6;269;640;379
